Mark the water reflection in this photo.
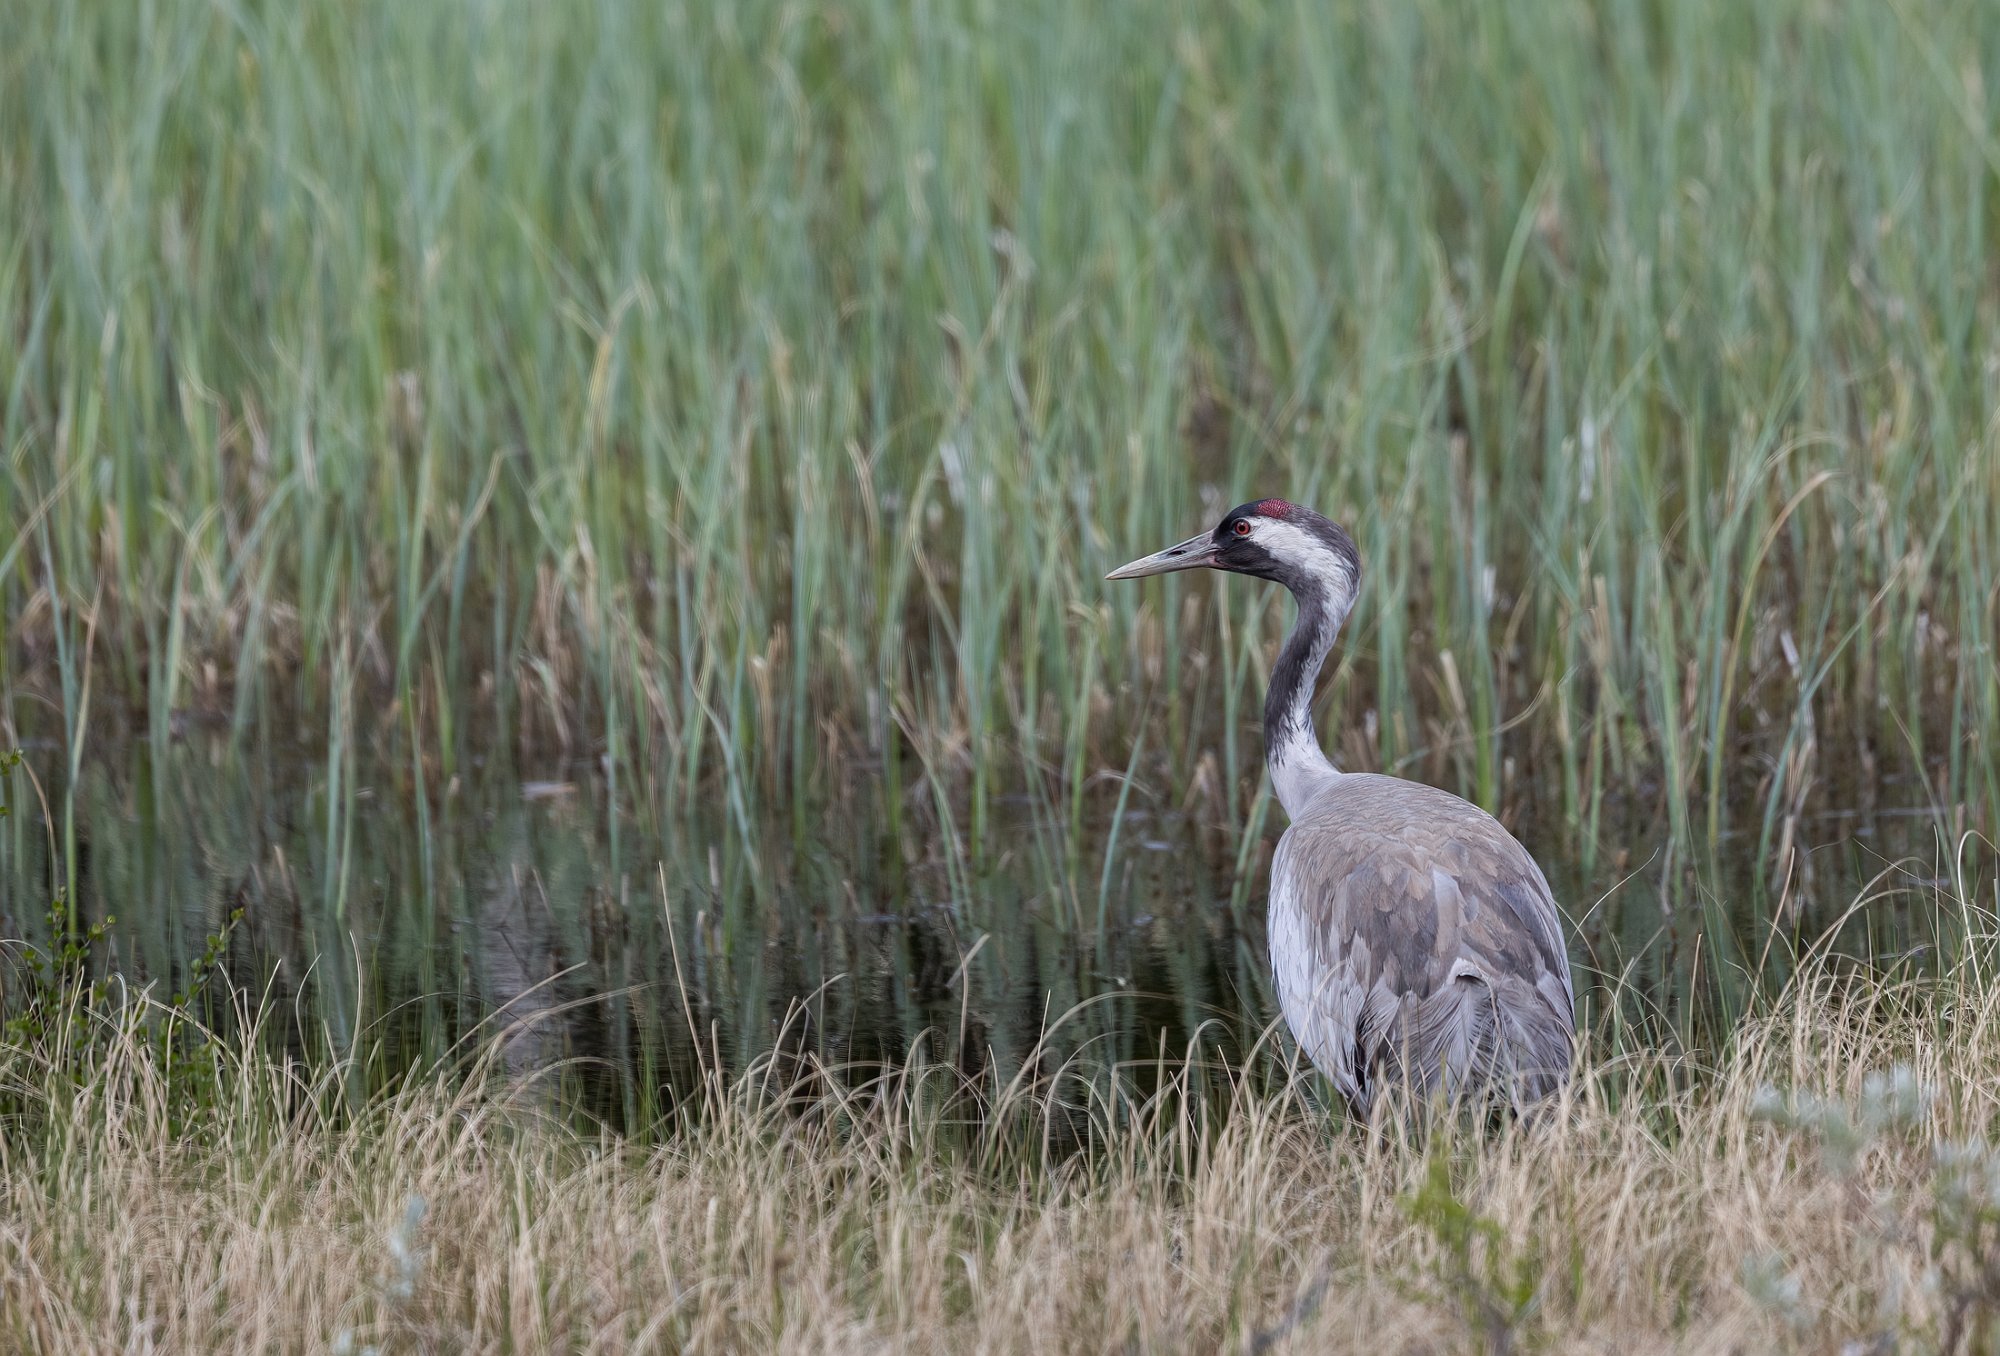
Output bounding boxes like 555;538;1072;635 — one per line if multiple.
0;729;1968;1118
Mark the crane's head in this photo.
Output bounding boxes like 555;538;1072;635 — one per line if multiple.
1105;498;1360;599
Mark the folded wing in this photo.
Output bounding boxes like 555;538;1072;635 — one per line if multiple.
1266;774;1574;1116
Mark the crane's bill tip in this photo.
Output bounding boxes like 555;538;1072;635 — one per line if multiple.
1105;534;1218;580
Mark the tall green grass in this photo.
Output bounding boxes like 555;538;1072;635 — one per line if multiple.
3;0;1997;1053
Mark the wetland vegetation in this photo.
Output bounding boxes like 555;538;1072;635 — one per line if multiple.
3;0;1999;1347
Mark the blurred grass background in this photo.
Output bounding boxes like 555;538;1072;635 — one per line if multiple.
2;0;1997;1074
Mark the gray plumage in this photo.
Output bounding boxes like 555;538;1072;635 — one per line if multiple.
1108;497;1575;1117
1268;774;1573;1116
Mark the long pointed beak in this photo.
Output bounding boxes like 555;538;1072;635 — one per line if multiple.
1105;533;1219;581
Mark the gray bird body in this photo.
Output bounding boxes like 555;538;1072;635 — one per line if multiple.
1108;498;1575;1116
1268;773;1573;1116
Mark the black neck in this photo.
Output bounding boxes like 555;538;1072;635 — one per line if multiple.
1263;581;1342;814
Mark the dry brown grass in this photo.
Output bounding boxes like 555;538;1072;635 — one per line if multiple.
0;965;1991;1355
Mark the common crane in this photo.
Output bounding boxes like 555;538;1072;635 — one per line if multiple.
1108;498;1574;1117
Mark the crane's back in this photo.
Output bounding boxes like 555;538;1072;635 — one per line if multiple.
1267;773;1574;1116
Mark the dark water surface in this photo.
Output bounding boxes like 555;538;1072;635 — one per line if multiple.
0;726;1963;1117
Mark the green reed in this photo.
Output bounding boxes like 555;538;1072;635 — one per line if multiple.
2;0;1997;1049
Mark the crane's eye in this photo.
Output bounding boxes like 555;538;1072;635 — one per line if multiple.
1232;520;1253;537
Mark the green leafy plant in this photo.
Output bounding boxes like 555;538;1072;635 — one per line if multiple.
1;749;242;1112
1;894;116;1057
0;751;112;1056
1401;1151;1547;1354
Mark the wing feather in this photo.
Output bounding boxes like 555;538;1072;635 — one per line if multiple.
1266;774;1574;1114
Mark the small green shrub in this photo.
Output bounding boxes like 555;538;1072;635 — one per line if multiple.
1751;1066;2000;1352
1;749;242;1122
1402;1150;1547;1354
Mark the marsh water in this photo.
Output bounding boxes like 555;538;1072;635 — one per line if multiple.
0;720;1962;1116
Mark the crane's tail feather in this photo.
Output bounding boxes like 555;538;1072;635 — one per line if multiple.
1364;974;1572;1118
